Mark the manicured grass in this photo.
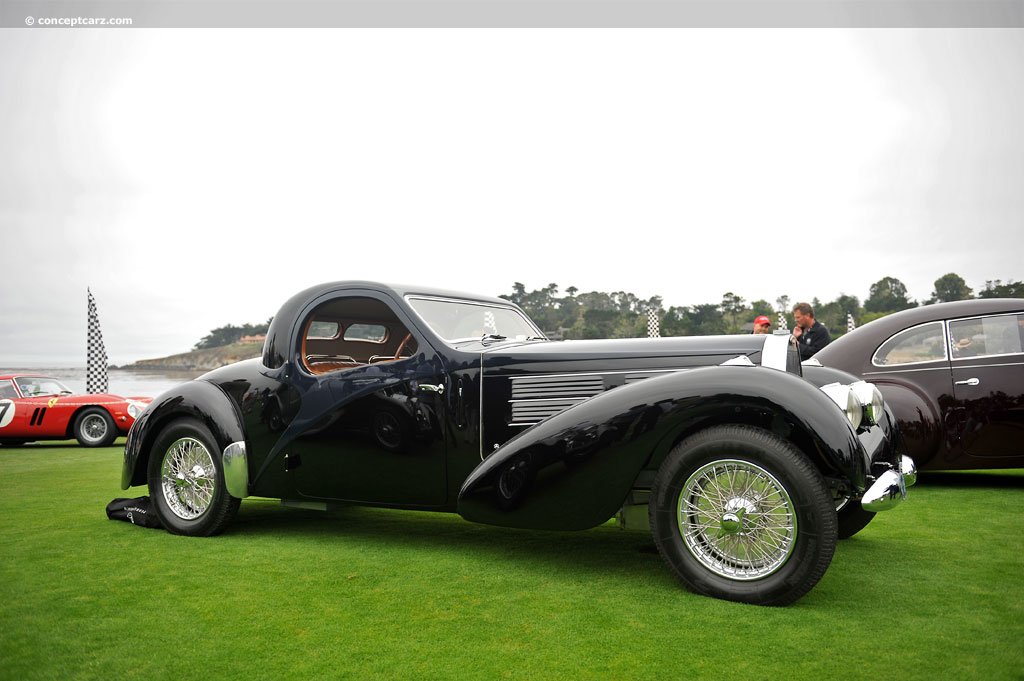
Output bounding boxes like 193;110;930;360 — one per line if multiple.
2;442;1022;680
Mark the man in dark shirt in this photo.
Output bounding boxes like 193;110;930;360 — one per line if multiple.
792;302;831;359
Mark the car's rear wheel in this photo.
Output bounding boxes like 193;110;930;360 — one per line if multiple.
147;419;239;536
650;425;837;606
73;407;118;447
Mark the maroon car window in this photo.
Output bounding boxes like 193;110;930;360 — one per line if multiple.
872;322;947;366
0;380;18;399
949;314;1024;359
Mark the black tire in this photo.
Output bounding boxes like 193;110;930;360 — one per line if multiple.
147;418;240;536
836;499;876;539
649;425;837;606
73;407;118;447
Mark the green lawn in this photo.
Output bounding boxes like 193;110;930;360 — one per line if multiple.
2;442;1022;681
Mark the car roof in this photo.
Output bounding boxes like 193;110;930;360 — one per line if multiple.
322;281;513;306
0;374;49;381
816;298;1023;363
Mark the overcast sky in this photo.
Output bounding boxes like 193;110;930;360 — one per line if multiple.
1;29;1022;365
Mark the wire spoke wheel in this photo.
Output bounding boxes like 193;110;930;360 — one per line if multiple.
650;425;837;606
678;459;796;580
160;437;217;520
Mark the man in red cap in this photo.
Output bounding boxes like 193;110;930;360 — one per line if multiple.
752;315;772;334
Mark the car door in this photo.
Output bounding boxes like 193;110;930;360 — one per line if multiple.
948;312;1024;459
286;292;450;506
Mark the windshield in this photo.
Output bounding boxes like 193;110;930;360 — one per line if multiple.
16;377;73;397
406;296;544;343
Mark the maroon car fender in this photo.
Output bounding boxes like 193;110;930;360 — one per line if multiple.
864;380;942;469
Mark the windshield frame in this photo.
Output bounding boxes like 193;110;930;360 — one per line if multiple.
404;295;546;346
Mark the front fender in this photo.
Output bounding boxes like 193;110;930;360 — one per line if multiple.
457;365;864;531
121;380;246;489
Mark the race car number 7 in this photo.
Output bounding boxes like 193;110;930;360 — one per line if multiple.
0;400;15;428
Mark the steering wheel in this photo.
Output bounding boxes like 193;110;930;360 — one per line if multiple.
394;333;413;360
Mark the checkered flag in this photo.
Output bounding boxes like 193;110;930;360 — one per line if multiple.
483;310;497;335
647;309;660;338
776;310;789;332
847;313;856;334
87;288;108;394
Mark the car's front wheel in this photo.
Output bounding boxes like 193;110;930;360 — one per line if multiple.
649;425;837;606
73;407;118;447
147;419;239;536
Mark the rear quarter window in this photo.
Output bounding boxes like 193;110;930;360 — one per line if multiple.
872;321;947;366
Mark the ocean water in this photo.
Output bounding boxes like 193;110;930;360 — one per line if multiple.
0;367;205;399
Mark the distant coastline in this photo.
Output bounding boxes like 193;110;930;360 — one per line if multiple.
123;341;262;372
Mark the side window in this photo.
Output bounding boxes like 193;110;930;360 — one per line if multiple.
948;314;1023;359
301;296;418;375
0;380;18;399
872;322;947;366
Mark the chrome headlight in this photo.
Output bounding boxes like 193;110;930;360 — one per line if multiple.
126;400;147;419
850;381;884;426
819;383;863;430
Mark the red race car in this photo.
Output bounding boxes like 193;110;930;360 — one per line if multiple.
0;374;153;447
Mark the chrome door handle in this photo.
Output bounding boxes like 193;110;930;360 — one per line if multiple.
419;383;445;395
954;378;980;386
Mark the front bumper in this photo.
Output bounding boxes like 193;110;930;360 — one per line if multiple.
862;455;917;512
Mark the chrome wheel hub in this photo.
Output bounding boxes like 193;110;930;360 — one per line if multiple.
82;414;107;442
678;459;797;580
161;437;216;520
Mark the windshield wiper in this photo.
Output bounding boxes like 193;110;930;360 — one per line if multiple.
480;334;507;343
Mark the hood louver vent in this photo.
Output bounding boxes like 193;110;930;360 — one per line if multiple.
509;375;605;425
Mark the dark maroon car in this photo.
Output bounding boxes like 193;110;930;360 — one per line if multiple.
808;298;1024;471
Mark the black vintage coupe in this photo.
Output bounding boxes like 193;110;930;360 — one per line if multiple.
808;298;1024;472
122;281;914;605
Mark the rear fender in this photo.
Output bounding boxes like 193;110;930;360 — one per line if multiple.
121;381;246;489
458;365;864;531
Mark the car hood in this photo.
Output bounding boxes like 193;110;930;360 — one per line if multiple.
478;335;768;375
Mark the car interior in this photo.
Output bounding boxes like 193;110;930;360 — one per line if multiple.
301;297;419;375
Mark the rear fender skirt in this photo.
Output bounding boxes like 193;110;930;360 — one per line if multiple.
121;380;246;489
457;365;864;531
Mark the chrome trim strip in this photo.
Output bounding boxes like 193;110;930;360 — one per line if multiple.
946;360;1024;369
950;353;1024;362
222;441;249;499
487;368;686;381
863;366;951;375
760;334;790;372
864;359;1024;376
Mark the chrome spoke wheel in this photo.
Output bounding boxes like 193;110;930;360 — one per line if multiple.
677;459;797;580
160;437;217;520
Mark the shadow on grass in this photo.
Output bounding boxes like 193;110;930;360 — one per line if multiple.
228;499;668;584
0;440;125;450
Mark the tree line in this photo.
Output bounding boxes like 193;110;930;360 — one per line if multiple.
500;274;1024;340
191;275;1022;349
